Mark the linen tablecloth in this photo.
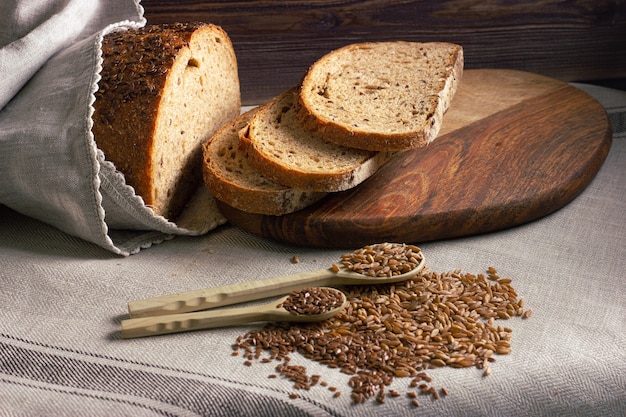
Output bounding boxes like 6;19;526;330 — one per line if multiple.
1;81;624;415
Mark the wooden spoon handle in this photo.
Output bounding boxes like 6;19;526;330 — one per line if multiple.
121;304;277;339
127;268;337;318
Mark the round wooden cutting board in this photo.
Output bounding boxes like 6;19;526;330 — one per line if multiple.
217;69;612;248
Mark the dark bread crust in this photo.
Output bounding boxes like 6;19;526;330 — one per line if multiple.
92;22;239;220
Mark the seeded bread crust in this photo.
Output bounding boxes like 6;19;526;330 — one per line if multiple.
202;108;327;215
92;22;241;220
297;41;463;151
239;89;393;192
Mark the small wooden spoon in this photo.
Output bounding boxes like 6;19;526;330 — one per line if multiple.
127;251;425;319
121;288;348;339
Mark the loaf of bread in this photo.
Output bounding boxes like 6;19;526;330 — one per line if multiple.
297;41;463;151
92;22;241;220
238;89;393;192
202;108;327;215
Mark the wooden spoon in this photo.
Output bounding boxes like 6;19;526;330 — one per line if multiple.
127;250;425;318
121;288;348;339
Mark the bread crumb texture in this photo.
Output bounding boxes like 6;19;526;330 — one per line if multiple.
202;108;326;215
298;41;463;150
253;91;374;172
240;89;391;192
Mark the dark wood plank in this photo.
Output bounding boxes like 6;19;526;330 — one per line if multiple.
141;0;626;103
216;70;612;248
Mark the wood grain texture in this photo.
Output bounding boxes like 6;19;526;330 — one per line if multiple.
216;69;612;248
141;0;626;104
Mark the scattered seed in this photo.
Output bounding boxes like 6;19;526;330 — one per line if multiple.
233;263;528;405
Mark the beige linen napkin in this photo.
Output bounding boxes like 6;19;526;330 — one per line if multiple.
0;0;226;256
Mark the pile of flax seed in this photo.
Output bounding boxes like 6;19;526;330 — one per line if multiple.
232;248;531;406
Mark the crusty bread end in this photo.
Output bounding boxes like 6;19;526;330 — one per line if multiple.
93;23;241;220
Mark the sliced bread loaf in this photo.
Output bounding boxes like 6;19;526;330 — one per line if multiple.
297;41;463;151
202;108;327;215
239;89;393;192
92;22;241;220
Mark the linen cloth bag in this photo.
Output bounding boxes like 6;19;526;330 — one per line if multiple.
0;0;227;256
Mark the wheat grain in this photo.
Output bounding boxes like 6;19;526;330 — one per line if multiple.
233;265;529;405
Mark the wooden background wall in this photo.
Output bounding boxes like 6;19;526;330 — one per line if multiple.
141;0;626;104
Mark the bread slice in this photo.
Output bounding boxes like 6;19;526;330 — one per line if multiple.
92;22;241;220
239;89;393;192
297;41;463;151
202;108;327;215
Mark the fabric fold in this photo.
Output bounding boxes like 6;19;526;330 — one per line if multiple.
0;0;98;111
0;0;226;255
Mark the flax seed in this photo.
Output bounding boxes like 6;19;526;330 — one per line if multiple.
281;287;345;315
